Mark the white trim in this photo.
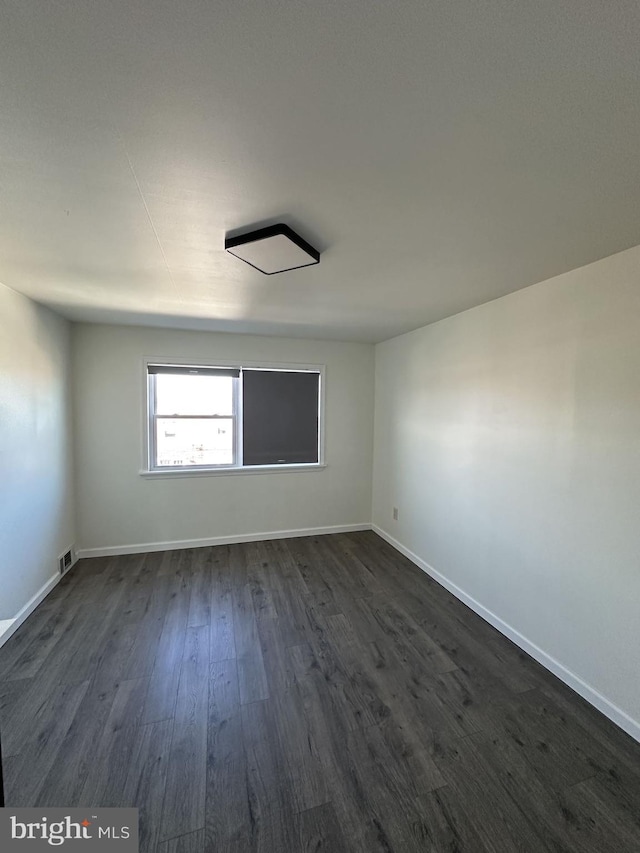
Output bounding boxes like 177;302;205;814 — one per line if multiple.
0;620;15;643
142;355;325;372
0;573;61;649
140;463;327;479
372;524;640;745
76;523;371;559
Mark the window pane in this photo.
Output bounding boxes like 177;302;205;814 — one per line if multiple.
155;374;233;416
243;370;319;465
155;417;234;466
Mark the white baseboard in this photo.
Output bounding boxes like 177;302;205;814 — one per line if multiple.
76;523;372;559
0;572;62;649
372;524;640;744
0;620;15;643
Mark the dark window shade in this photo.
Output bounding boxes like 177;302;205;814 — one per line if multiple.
148;365;240;377
242;370;319;466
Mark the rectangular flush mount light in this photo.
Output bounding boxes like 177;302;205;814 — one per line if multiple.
225;223;320;274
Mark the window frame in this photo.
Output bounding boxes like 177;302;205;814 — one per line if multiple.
142;357;326;477
148;365;240;471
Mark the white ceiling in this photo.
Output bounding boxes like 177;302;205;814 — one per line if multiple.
1;1;639;343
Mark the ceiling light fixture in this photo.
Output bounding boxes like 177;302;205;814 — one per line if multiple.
225;223;320;275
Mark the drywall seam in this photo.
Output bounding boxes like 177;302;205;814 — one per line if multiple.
373;524;640;744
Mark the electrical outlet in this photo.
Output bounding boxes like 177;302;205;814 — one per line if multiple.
392;507;399;521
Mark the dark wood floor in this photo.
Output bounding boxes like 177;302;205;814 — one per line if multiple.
1;532;639;852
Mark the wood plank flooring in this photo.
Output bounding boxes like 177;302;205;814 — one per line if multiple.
1;531;639;852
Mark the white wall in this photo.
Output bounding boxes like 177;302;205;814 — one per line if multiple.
73;323;374;553
0;284;75;623
373;244;640;739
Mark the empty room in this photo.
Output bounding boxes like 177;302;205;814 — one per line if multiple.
1;2;639;852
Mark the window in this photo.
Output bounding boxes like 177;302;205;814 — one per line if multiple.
146;363;322;472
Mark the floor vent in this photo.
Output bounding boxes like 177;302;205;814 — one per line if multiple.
59;548;74;575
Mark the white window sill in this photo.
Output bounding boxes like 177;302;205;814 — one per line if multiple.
140;463;327;479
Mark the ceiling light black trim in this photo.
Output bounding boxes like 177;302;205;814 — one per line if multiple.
225;223;320;275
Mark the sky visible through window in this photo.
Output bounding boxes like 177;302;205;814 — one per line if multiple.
155;374;234;466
